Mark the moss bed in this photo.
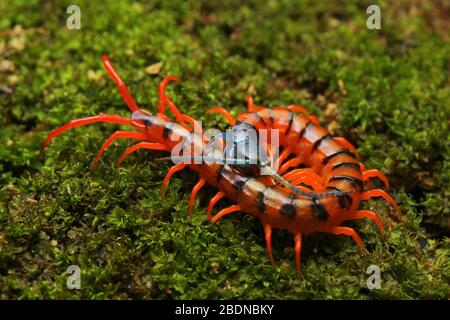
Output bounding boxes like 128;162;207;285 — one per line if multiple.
0;0;448;299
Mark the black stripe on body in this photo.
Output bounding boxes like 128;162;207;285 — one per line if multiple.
327;186;353;209
216;165;225;183
332;162;361;171
234;177;253;197
254;113;267;126
268;109;275;124
280;194;297;218
285;112;294;135
298;121;313;141
256;189;267;213
144;119;152;130
311;198;329;221
312;134;332;151
162;126;172;140
329;175;364;189
322;149;355;165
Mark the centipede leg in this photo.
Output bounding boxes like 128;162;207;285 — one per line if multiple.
41;113;133;153
286;105;310;116
290;177;323;191
246;96;264;112
360;189;401;218
158;76;180;115
333;137;360;159
286;105;319;125
164;96;183;121
263;223;275;265
247;96;255;111
330;226;365;254
283;168;322;181
207;191;225;221
161;163;186;199
282;169;324;190
189;178;207;218
278;157;303;175
91;131;148;169
211;205;241;224
294;233;302;277
207;107;236;125
165;97;202;133
102;55;140;113
182;114;203;134
116;142;168;165
362;169;390;188
308;115;320;126
346;210;385;235
274;148;291;171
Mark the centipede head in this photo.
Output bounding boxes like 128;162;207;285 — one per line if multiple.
131;109;154;131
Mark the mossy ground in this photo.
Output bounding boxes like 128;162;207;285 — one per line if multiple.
0;0;449;299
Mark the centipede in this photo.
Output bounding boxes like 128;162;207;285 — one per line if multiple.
42;56;401;276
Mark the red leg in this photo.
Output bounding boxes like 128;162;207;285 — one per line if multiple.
283;169;323;190
164;96;183;120
165;96;200;132
278;157;303;175
274;148;291;171
290;176;323;191
360;189;401;217
182;114;203;134
158;76;180;114
246;96;265;112
287;105;310;116
247;96;255;112
287;105;319;125
164;98;203;136
308;115;320;126
346;210;385;235
334;137;360;159
363;169;390;188
42;113;132;152
263;223;275;265
189;178;207;218
294;233;302;277
330;226;365;254
102;55;140;113
161;163;186;199
211;205;241;224
283;168;321;181
91;131;148;169
207;107;236;125
207;191;225;221
116;142;168;165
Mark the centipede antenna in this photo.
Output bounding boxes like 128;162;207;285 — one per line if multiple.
155;156;175;162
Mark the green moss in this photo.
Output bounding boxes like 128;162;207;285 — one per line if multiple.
0;0;448;299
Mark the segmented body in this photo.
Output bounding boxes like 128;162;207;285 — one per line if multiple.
42;56;401;276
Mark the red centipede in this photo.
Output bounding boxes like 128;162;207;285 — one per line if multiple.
42;56;401;276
